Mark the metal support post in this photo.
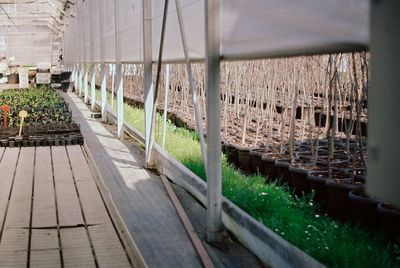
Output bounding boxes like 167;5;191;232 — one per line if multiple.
79;2;85;97
83;1;88;103
116;64;124;139
74;63;78;90
162;64;170;149
111;64;115;110
205;0;222;242
79;64;83;96
84;65;89;103
71;63;75;82
146;0;169;164
89;0;96;111
114;0;124;139
90;67;96;110
99;0;107;121
143;0;154;165
367;0;400;207
175;0;208;168
101;65;107;120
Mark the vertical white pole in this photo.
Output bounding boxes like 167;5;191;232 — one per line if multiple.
101;65;107;120
143;0;154;166
83;1;89;104
84;66;89;103
74;62;78;90
111;64;115;110
175;0;208;167
205;0;222;242
117;65;124;139
162;64;170;149
79;1;84;97
99;0;107;121
89;0;96;111
114;0;124;139
367;0;400;207
75;63;79;90
79;64;83;96
74;15;79;91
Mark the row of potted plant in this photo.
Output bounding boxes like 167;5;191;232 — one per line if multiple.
0;86;84;147
223;140;400;241
0;132;84;147
0;86;73;127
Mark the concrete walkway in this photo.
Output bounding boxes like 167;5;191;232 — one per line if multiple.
63;92;203;267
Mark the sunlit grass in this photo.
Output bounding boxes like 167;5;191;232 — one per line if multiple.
93;88;399;268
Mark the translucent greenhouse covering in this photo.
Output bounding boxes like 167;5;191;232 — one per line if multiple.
63;0;369;64
0;0;67;66
0;0;369;65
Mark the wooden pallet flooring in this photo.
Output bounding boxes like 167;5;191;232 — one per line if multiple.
0;145;132;268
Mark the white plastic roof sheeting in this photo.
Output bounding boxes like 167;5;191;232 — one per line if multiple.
7;33;52;65
0;0;68;66
63;0;369;65
1;0;369;65
0;35;5;58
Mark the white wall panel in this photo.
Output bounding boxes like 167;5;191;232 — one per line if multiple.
101;0;116;62
220;0;369;59
83;0;90;62
92;0;101;62
119;0;143;62
152;0;204;62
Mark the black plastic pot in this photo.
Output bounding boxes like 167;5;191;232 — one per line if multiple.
325;177;364;220
377;203;400;241
35;136;43;146
348;189;380;228
274;159;291;185
54;136;60;146
60;138;66;146
262;153;287;181
249;148;266;175
289;165;312;196
221;141;226;155
9;140;15;148
70;134;77;145
224;143;239;167
22;140;28;147
29;136;35;147
66;136;72;146
15;136;22;147
77;134;84;145
237;146;253;174
1;139;7;147
307;171;329;207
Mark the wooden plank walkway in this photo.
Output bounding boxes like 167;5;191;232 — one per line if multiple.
0;146;133;268
63;93;203;267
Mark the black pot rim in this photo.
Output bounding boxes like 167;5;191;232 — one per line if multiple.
326;178;364;191
377;202;400;216
307;171;329;183
348;188;381;205
274;159;291;167
288;165;311;175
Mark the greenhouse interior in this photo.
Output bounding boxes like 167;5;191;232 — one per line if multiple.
0;0;399;267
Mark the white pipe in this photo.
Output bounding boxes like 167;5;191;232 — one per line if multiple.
162;64;170;149
205;0;222;243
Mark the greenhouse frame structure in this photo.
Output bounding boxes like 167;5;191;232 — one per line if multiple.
1;0;399;264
